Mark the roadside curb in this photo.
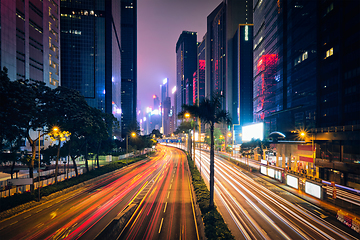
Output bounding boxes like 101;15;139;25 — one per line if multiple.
185;155;207;240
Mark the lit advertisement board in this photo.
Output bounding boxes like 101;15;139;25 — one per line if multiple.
275;171;282;181
267;168;275;178
242;122;264;142
305;182;321;199
260;166;267;175
287;175;299;189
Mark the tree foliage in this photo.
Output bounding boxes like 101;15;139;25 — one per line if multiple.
0;68;119;184
179;93;231;208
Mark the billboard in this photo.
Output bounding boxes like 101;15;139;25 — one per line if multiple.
242;122;264;142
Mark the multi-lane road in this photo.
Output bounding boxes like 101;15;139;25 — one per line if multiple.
0;146;198;240
2;143;360;240
193;148;360;240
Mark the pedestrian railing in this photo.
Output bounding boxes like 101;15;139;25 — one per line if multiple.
0;169;83;198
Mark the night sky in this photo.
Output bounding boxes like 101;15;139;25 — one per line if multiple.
137;0;222;111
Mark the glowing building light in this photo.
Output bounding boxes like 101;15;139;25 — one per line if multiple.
163;78;168;84
143;117;146;121
172;86;176;94
146;107;152;113
245;25;249;41
153;95;156;99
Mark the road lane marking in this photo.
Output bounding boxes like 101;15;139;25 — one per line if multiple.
158;218;164;233
164;202;167;213
167;192;170;198
130;208;144;230
169;184;172;189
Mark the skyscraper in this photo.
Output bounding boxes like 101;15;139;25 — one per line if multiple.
175;31;197;122
60;0;121;128
1;0;60;88
206;0;253;141
196;37;206;102
160;78;169;135
253;0;317;135
253;0;360;187
120;0;137;137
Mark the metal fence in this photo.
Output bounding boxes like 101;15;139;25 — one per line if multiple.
0;169;83;198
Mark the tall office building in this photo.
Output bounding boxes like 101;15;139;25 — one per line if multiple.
194;37;206;104
1;0;60;88
175;31;197;122
162;97;171;136
60;0;122;131
317;0;360;127
160;78;169;135
120;0;137;137
160;78;169;104
206;0;253;141
253;0;317;136
253;0;360;186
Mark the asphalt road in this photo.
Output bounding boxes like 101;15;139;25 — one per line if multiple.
0;146;198;240
193;149;360;240
118;146;199;240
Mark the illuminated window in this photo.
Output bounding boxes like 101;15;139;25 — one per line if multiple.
49;22;51;31
49;72;52;84
49;54;52;65
49;7;51;16
49;37;52;48
302;51;308;61
325;47;333;59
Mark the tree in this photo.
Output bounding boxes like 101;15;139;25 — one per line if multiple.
46;86;118;173
150;129;162;139
0;69;50;187
180;93;231;208
48;128;70;183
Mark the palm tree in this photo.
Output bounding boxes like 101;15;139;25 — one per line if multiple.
180;93;231;208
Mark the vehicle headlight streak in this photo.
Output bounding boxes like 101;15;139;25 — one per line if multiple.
193;150;357;240
221;162;356;240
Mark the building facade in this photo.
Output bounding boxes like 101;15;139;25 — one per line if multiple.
60;0;122;129
253;0;360;188
1;0;60;88
206;0;253;142
120;0;137;137
175;31;197;122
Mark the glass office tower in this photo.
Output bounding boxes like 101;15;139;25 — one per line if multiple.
60;0;121;126
175;31;197;120
120;0;137;136
253;0;317;136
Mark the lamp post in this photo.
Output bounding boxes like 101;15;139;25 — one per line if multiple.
299;130;316;176
227;132;232;156
52;126;60;184
126;132;136;166
38;130;41;202
184;113;191;154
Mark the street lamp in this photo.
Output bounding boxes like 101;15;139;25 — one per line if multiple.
126;132;136;166
227;132;232;156
298;130;316;176
38;130;41;202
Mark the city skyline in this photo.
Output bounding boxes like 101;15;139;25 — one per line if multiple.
137;0;222;109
